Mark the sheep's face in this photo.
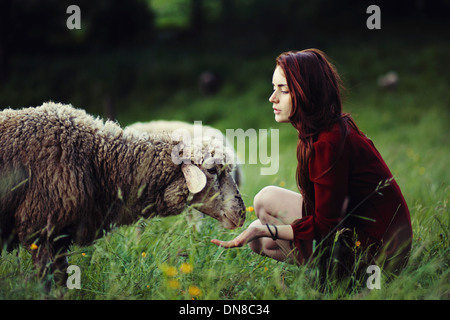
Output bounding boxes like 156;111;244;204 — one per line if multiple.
182;163;246;229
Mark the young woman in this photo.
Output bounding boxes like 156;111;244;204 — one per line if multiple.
212;49;413;277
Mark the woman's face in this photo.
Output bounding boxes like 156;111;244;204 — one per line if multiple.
269;66;292;123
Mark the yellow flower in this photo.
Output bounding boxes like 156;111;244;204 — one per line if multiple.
355;241;361;247
419;167;425;175
30;243;38;250
407;148;414;158
166;266;177;277
82;252;86;257
161;264;178;277
247;206;254;212
168;279;180;289
279;181;286;187
180;263;193;274
146;285;150;289
188;285;202;297
141;252;147;257
263;267;268;272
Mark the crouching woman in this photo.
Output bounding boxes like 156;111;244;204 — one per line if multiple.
211;49;413;281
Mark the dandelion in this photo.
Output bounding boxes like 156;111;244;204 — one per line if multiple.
263;267;268;272
166;266;177;277
247;206;254;212
168;279;180;289
30;243;38;250
180;262;193;274
146;285;150;289
355;240;361;247
82;252;86;257
188;285;202;297
161;264;178;277
141;252;147;257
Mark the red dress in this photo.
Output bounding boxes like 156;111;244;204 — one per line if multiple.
291;123;413;274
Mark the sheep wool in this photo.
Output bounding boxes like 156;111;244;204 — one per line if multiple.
127;120;244;187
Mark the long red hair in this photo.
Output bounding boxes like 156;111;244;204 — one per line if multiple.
276;49;362;211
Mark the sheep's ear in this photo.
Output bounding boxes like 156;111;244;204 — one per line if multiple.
181;163;207;194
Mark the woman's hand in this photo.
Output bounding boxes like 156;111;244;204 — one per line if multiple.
211;225;264;248
211;223;294;249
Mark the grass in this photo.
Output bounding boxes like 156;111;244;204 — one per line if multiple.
0;32;449;300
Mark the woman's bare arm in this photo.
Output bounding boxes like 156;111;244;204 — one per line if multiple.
211;224;294;248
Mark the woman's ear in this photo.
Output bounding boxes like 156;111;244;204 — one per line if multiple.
181;163;207;194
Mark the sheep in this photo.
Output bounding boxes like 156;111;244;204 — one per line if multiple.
198;71;221;96
377;71;399;89
127;120;245;232
0;102;246;286
127;120;244;187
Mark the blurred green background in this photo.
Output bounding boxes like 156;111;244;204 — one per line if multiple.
1;0;449;122
0;0;448;299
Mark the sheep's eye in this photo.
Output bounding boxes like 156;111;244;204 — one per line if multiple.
207;168;217;174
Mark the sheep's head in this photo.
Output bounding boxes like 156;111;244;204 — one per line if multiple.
181;162;246;229
173;133;246;230
134;129;246;229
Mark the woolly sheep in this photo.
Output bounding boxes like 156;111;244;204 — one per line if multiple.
127;120;245;232
0;102;246;284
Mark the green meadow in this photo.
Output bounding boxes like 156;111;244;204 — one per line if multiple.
0;29;448;300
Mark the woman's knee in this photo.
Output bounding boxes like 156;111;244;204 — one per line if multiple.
253;186;303;224
253;186;278;216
